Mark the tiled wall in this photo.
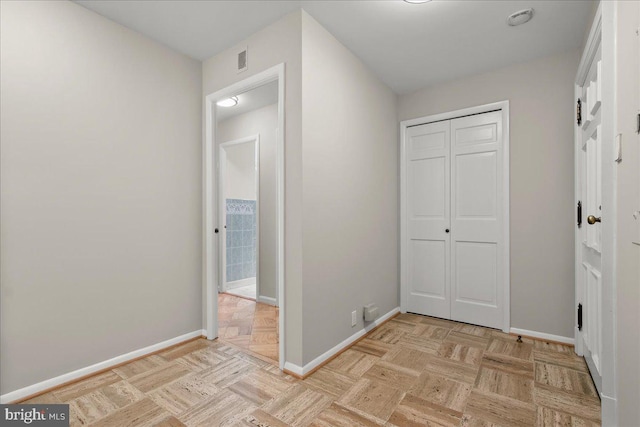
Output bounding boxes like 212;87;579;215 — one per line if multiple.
226;199;256;282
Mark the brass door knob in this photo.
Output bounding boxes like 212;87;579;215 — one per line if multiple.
587;215;601;224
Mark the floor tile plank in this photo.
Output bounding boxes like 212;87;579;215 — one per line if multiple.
408;371;471;412
389;393;462;427
337;378;404;422
363;360;421;392
475;366;534;403
326;349;379;378
303;367;357;399
534;383;601;422
54;371;121;402
261;384;332;427
128;362;193;394
89;398;168;427
310;403;386;427
177;389;256;427
228;368;295;405
535;362;598;397
464;389;536;427
536;406;601;427
481;352;535;379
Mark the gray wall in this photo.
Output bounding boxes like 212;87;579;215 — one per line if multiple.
301;12;399;364
399;49;581;338
0;0;202;395
202;11;305;366
222;142;256;201
218;104;278;301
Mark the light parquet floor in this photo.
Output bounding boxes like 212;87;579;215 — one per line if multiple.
24;312;601;426
218;293;279;363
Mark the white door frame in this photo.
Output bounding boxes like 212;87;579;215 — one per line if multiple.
218;134;260;296
400;101;511;333
204;63;285;370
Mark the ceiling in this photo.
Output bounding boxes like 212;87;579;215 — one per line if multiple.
217;80;278;122
75;0;594;94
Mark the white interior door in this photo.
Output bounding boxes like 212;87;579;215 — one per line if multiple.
577;49;603;392
405;121;451;319
450;111;505;329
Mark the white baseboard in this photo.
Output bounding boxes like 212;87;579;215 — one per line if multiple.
509;327;574;345
0;329;206;404
257;296;277;306
600;392;616;426
284;307;400;377
223;278;255;291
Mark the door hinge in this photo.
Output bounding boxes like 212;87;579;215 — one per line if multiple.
636;113;639;134
577;201;582;228
578;303;583;331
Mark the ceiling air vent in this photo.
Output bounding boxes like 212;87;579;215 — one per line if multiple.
237;47;248;73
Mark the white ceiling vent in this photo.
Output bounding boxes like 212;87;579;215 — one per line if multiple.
237;47;248;73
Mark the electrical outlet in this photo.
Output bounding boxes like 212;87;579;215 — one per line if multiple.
351;310;357;327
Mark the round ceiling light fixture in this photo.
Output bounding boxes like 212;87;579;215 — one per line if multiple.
216;96;238;107
507;8;534;26
403;0;432;4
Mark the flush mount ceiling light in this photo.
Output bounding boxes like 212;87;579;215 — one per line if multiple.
507;8;534;26
216;96;238;107
403;0;432;4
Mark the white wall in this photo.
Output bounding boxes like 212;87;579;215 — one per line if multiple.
223;142;256;201
301;12;399;364
0;0;202;395
218;104;278;300
399;49;581;339
613;1;640;424
202;11;304;366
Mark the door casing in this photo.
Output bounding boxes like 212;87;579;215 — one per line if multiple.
400;101;510;333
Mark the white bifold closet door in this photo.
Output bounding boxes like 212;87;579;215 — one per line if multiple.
406;121;451;319
405;110;505;330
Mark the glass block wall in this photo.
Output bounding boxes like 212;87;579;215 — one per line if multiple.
225;199;256;282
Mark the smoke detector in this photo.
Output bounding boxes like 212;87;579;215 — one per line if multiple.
507;8;534;26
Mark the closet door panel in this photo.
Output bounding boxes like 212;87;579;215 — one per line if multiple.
450;111;504;329
405;121;451;319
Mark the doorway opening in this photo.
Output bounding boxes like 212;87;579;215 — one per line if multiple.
204;64;285;368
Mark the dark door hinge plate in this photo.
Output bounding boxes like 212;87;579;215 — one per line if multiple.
578;303;583;331
577;201;582;228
